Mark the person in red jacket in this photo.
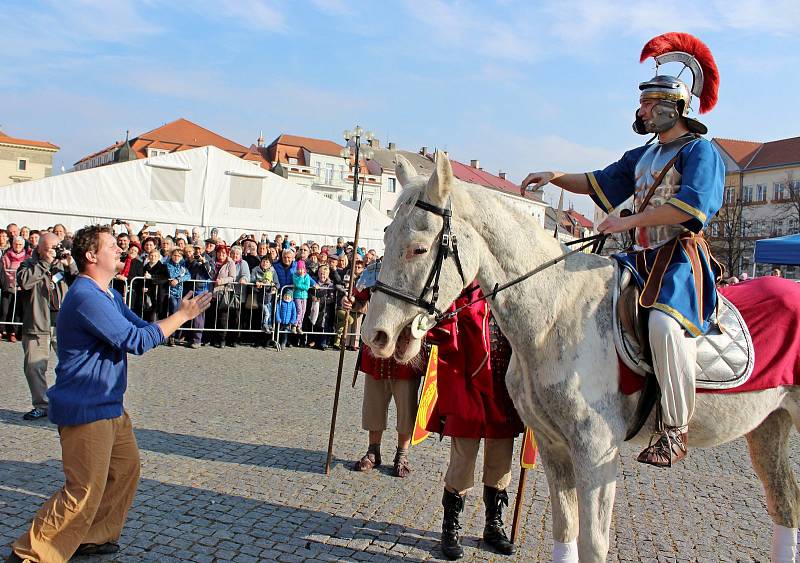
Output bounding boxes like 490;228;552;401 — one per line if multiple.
349;286;423;477
426;282;523;560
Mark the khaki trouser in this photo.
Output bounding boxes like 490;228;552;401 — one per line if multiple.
22;326;56;410
361;376;421;435
445;437;514;495
12;412;141;563
648;309;697;430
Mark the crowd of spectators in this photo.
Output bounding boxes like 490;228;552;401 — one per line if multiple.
0;221;380;352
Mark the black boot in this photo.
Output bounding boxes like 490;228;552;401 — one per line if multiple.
483;486;515;555
441;488;465;560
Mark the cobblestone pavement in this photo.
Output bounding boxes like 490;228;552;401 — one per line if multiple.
0;341;797;562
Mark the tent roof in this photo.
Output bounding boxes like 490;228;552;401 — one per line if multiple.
754;234;800;265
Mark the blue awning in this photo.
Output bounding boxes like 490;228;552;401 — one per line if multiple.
753;234;800;265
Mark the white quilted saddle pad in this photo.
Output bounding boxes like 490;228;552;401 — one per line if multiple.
612;263;755;390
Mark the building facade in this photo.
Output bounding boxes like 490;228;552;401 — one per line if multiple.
0;130;59;185
711;136;800;279
262;134;383;206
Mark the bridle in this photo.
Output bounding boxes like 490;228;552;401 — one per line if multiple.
372;197;466;316
372;194;608;326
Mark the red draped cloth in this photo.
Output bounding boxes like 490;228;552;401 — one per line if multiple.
425;283;524;439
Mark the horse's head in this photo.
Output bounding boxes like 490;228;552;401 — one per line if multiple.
362;150;478;362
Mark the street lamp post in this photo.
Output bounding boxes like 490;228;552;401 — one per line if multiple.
341;126;374;202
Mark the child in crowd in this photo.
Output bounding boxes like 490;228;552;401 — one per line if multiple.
291;260;315;335
275;287;297;350
252;255;277;335
165;248;190;346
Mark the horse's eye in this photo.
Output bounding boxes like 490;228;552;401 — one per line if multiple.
413;247;428;255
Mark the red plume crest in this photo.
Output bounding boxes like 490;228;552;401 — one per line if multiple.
640;32;719;114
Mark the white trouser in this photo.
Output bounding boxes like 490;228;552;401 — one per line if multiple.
648;309;696;429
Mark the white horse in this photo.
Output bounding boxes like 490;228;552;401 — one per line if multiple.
361;151;800;562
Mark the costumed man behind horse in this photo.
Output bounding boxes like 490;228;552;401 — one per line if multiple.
426;282;524;560
521;33;725;467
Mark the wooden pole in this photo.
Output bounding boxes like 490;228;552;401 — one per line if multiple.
509;467;528;544
324;196;364;474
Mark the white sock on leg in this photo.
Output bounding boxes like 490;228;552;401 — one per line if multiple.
553;539;579;563
771;523;798;563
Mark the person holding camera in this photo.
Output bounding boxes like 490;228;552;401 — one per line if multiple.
16;232;78;420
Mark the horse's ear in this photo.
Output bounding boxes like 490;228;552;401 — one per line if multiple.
395;154;417;187
425;150;453;205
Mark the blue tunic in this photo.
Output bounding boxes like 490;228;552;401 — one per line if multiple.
587;137;725;336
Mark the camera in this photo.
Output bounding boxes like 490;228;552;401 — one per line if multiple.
111;219;126;226
53;243;70;260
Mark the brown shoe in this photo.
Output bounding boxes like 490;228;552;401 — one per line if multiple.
353;451;381;472
637;427;688;468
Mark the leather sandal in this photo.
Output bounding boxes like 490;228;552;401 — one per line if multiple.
393;452;412;478
352;452;381;472
637;427;688;468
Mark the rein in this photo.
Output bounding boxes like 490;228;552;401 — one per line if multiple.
434;232;608;324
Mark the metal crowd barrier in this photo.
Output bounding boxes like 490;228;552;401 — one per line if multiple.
1;268;22;329
272;284;361;350
126;277;278;338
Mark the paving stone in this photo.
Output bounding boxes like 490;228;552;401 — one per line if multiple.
0;344;794;561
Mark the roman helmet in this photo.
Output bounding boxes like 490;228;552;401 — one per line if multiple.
633;32;720;135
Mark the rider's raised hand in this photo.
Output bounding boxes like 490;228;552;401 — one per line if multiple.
520;171;561;196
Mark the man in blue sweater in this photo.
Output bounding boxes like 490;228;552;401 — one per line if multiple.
8;225;211;563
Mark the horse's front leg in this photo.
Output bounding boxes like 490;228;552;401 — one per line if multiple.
571;424;620;563
539;440;579;562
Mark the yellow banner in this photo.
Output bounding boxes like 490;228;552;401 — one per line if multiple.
520;427;538;469
411;345;439;446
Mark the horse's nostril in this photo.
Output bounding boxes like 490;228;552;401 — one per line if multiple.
374;330;389;349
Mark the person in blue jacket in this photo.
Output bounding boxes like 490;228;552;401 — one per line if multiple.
520;33;724;468
275;286;297;350
8;225;210;563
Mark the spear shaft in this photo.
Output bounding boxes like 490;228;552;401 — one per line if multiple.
325;198;363;474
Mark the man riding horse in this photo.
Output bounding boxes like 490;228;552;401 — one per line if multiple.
522;32;724;468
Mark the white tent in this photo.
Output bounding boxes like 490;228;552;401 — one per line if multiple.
0;146;389;250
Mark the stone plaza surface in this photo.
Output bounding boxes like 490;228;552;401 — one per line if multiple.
0;341;796;562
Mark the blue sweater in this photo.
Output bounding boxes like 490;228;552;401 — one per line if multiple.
48;276;164;426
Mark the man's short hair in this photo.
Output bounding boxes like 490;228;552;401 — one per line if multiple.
143;236;158;247
73;224;114;272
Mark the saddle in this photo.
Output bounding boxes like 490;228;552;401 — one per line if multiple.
612;262;755;390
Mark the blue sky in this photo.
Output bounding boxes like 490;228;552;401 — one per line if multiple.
2;0;799;216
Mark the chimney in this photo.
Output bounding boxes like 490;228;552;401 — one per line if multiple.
388;142;396;150
257;130;264;148
420;146;427;155
369;138;381;148
470;159;480;169
498;171;506;180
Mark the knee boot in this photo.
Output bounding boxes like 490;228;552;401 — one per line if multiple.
441;488;465;560
483;486;515;555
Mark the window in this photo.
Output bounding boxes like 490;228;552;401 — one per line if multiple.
148;148;169;158
288;157;298;165
708;222;719;236
774;182;785;201
388;177;397;193
724;187;735;204
741;220;751;236
756;184;767;202
229;176;263;209
17;158;27;171
150;168;186;202
789;218;799;235
324;194;333;199
742;185;753;203
774;219;784;237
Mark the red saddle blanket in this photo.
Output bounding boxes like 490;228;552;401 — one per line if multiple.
620;277;800;395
